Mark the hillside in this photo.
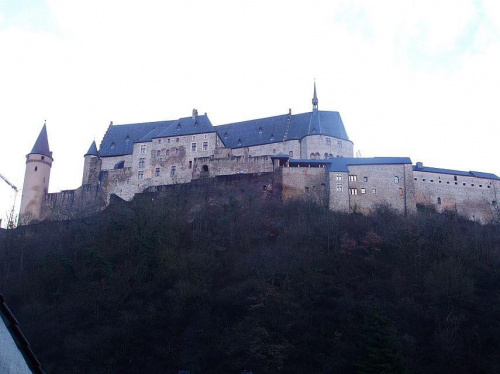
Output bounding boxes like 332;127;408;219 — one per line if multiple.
1;194;500;373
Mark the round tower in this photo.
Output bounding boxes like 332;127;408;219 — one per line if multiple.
82;140;100;185
19;123;53;224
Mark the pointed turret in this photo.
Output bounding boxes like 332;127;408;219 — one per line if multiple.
19;122;54;224
84;140;99;157
30;122;52;157
82;140;101;185
312;81;318;111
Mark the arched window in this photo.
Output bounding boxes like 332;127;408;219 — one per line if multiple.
394;176;399;184
437;197;442;205
202;165;209;172
310;153;315;159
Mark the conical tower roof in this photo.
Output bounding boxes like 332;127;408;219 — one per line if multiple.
30;123;52;157
84;140;99;156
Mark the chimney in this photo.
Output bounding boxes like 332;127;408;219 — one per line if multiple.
192;108;198;119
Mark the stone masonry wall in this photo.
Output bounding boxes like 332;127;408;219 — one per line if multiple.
300;135;354;159
413;171;500;223
274;166;329;206
346;164;416;215
328;171;349;213
42;184;106;221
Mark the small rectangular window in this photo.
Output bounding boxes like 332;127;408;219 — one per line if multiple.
372;188;377;194
361;188;366;194
336;183;343;192
203;141;208;151
349;188;358;195
141;145;146;154
167;138;171;143
156;150;160;157
171;166;176;176
363;176;368;182
394;176;400;184
138;171;144;180
192;135;196;140
176;138;179;143
325;138;331;146
192;143;197;152
155;168;160;177
336;173;342;181
337;140;342;148
166;149;170;156
289;151;293;157
138;158;145;168
348;175;357;182
189;161;192;169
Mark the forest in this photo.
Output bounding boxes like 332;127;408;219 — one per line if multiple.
1;192;499;373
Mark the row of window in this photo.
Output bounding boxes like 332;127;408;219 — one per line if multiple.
138;166;177;180
415;177;492;188
347;187;378;195
138;135;210;153
347;174;399;184
325;138;342;148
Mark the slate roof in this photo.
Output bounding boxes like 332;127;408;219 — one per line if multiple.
155;114;215;139
413;165;500;180
29;124;52;158
326;157;412;172
273;156;412;172
84;140;98;157
0;294;45;374
98;115;215;157
215;111;349;149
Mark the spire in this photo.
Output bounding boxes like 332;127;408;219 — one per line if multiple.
29;122;52;157
84;140;99;157
312;81;318;111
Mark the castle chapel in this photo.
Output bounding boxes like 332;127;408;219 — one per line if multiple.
19;84;500;224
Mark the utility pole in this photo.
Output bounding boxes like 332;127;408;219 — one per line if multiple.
0;173;19;229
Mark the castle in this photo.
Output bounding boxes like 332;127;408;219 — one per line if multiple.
19;84;500;225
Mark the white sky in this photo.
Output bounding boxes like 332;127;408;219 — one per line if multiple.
0;0;499;227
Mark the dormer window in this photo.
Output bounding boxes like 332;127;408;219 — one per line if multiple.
237;139;242;146
110;142;115;150
270;134;274;141
258;127;263;134
125;136;130;143
224;132;228;140
176;123;181;132
194;120;198;127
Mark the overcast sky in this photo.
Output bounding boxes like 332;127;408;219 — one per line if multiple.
0;0;499;227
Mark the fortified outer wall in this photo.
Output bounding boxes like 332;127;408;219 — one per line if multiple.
413;170;500;223
142;172;276;214
42;184;106;221
346;164;416;215
273;166;329;206
192;155;274;179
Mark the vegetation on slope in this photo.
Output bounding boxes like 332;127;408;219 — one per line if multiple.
1;195;499;373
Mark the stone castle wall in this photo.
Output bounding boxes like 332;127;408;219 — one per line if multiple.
345;164;416;215
413;170;500;223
